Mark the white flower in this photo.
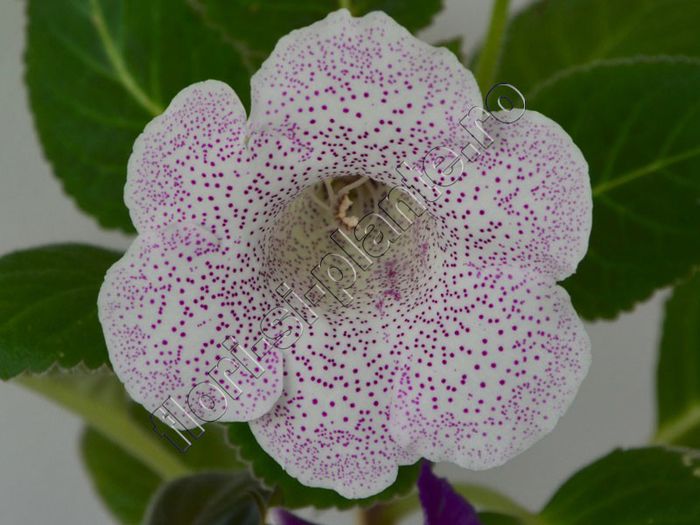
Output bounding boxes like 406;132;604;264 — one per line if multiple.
98;9;592;498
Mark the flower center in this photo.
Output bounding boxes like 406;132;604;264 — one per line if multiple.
258;175;443;322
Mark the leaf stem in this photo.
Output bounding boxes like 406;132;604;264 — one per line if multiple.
454;483;540;524
653;405;700;445
16;373;191;481
339;0;354;14
366;482;538;525
474;0;511;92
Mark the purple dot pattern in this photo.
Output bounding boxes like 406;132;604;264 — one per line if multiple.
435;111;592;280
98;223;284;422
97;9;592;499
389;266;589;469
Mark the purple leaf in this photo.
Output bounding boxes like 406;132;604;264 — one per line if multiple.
418;463;481;525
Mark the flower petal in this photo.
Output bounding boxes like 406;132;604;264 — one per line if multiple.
125;80;250;238
389;265;590;469
249;315;420;499
437;110;591;280
248;9;481;181
98;223;283;422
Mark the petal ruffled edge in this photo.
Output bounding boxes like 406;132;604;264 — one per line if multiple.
388;265;591;470
98;223;284;426
125;80;250;238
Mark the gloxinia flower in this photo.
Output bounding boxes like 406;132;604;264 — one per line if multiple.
98;9;591;499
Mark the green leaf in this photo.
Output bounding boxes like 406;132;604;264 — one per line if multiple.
478;513;526;525
494;0;700;319
528;59;700;319
655;271;700;447
191;0;441;53
192;0;445;64
497;0;700;96
81;392;247;524
0;244;121;379
26;0;442;232
540;447;700;524
25;0;248;231
435;37;463;62
349;0;441;31
144;471;267;525
81;427;162;525
18;367;246;525
227;422;422;509
128;404;246;472
472;447;700;525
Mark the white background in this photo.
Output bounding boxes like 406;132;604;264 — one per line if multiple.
0;0;662;523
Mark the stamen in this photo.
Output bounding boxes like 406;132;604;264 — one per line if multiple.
313;175;385;229
309;187;334;214
336;176;369;198
323;179;336;206
335;193;359;229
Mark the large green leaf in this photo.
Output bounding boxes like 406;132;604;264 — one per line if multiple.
25;0;249;232
192;0;441;51
144;472;267;525
0;244;120;379
227;422;422;510
497;0;700;95
655;271;700;447
528;59;700;319
26;0;442;232
540;447;700;524
494;0;700;319
469;448;700;525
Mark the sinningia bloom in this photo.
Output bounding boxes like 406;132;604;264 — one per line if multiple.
98;10;592;498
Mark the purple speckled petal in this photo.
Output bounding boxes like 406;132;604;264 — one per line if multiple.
248;9;482;181
436;110;592;280
125;80;252;238
98;223;283;421
249;313;420;499
389;265;590;469
418;463;481;525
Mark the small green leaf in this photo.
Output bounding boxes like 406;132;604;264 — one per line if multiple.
144;471;268;525
227;422;422;509
540;447;700;524
655;271;700;447
26;0;442;232
0;244;120;379
494;0;700;319
528;59;700;319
